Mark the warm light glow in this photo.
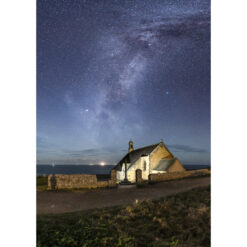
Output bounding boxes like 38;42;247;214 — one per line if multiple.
100;162;105;166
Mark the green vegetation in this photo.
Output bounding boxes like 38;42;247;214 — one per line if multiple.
37;186;210;247
37;176;48;190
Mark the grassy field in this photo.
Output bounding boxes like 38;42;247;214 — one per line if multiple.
37;186;210;247
37;176;48;190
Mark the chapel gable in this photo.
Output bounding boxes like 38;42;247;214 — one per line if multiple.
149;142;174;171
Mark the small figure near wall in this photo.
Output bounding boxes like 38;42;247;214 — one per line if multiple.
50;174;57;190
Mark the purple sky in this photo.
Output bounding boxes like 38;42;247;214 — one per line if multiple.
37;0;210;165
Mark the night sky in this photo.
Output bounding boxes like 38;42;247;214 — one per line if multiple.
37;0;210;165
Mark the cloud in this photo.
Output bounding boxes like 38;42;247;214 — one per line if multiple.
167;144;208;153
36;158;101;165
62;148;110;157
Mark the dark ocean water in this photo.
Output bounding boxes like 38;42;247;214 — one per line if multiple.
36;164;210;176
37;165;115;176
183;164;210;170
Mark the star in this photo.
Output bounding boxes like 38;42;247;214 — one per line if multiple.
37;0;210;165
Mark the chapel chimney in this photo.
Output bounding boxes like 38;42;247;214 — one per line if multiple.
128;140;134;153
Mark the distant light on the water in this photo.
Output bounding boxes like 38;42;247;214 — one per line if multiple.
100;162;105;166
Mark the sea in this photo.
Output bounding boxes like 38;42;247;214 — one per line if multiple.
36;164;210;176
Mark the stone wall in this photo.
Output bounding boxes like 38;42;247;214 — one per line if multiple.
149;169;210;182
48;169;117;190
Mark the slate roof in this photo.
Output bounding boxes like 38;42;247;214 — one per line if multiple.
153;158;177;171
114;143;160;171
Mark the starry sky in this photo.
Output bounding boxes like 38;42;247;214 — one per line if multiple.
37;0;210;165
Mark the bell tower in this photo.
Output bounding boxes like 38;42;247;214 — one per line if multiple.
128;140;134;153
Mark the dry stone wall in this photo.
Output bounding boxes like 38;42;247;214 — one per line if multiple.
48;169;117;190
149;169;210;182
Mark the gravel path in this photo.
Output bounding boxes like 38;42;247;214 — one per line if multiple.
37;177;210;215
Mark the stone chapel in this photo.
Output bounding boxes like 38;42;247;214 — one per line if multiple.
113;140;185;183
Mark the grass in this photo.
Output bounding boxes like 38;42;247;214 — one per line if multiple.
37;176;48;190
37;186;210;247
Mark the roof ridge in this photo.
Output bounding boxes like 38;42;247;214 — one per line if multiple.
131;142;160;152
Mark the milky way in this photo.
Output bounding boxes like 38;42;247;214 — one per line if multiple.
37;0;210;165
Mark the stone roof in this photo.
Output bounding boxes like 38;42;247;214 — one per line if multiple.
153;158;177;171
113;143;161;171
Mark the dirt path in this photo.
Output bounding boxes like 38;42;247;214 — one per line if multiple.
37;177;210;215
